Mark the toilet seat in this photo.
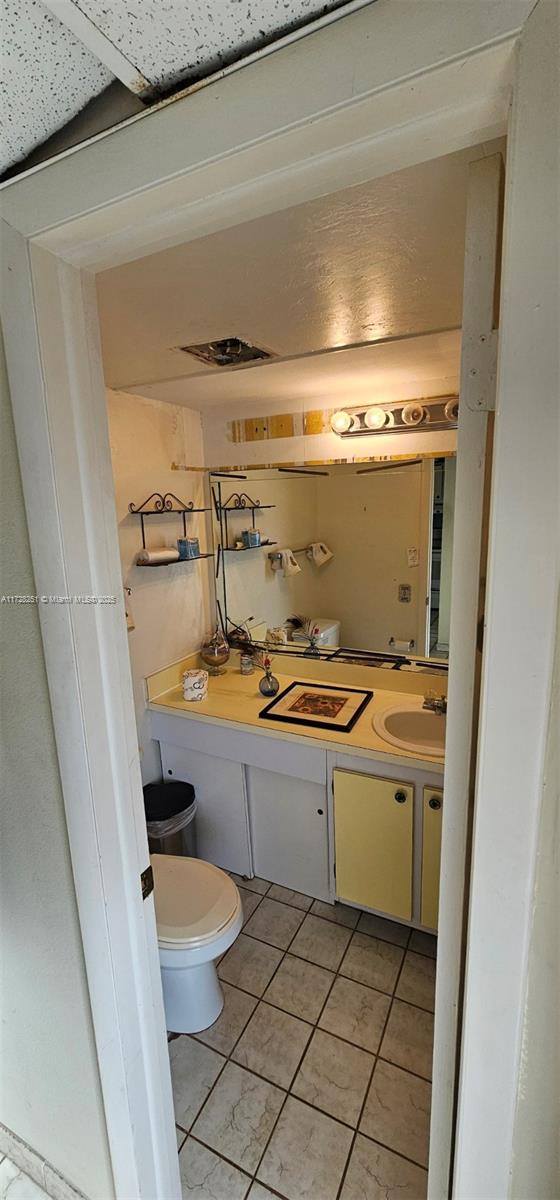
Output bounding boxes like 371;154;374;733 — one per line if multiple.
151;854;240;949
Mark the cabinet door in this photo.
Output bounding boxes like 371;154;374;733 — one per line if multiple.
333;769;413;919
160;743;251;876
246;766;330;901
421;786;443;929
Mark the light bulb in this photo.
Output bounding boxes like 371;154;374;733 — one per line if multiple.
444;398;459;423
330;410;352;434
364;406;387;431
401;402;426;427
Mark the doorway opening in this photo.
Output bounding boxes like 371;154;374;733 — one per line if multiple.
3;5;556;1194
93;139;498;1196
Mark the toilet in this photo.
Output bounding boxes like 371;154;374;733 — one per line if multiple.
291;617;341;648
151;853;242;1034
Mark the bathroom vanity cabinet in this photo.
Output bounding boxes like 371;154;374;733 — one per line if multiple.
151;705;443;930
333;770;413;920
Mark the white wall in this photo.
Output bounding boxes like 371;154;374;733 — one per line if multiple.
0;332;115;1198
106;389;213;782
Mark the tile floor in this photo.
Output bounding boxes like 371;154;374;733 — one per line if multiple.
172;878;436;1200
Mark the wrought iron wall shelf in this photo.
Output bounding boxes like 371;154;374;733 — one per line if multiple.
213;491;276;554
215;493;276;514
224;540;277;552
213;483;279;632
137;553;214;568
128;491;210;549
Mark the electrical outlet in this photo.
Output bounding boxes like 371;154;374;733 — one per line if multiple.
398;583;412;603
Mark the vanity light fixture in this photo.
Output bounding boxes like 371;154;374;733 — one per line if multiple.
364;405;387;430
329;395;459;438
330;409;353;434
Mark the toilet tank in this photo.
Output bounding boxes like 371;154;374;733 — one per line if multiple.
292;617;341;647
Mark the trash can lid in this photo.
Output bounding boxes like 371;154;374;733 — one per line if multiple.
143;780;195;822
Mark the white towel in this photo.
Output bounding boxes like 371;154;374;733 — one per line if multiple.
307;542;333;567
136;547;179;565
279;549;301;577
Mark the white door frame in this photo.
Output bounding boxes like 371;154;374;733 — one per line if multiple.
453;2;559;1193
430;150;504;1196
1;3;557;1196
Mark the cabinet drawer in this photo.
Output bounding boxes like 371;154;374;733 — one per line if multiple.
421;786;443;929
333;769;413;920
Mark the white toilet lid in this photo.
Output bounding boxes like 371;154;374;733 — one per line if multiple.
151;854;240;947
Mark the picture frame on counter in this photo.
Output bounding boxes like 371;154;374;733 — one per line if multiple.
259;680;373;732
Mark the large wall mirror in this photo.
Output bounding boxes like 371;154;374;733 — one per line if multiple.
212;455;455;664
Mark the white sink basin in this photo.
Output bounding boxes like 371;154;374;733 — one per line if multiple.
373;702;446;757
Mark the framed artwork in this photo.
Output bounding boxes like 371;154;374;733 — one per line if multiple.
259;680;373;733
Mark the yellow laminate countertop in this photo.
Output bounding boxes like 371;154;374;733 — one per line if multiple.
148;665;445;774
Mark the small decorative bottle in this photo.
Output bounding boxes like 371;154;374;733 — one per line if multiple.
303;623;321;657
258;654;280;697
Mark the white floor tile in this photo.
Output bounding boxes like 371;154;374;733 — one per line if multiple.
170;1036;225;1129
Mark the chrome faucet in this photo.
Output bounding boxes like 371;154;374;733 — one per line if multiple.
422;691;447;716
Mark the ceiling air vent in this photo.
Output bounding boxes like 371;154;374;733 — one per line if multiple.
178;337;275;368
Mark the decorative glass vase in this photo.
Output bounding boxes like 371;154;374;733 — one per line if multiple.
200;627;230;676
259;669;280;698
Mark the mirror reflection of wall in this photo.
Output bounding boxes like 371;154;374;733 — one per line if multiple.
215;456;455;660
429;457;456;658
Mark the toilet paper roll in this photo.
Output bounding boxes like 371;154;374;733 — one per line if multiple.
279;549;301;577
390;638;414;653
307;542;334;567
136;547;180;565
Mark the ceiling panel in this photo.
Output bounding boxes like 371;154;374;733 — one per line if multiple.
1;0;356;174
73;0;352;89
97;144;499;391
1;0;113;171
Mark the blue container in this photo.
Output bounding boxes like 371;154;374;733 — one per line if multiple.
242;528;261;548
177;537;200;559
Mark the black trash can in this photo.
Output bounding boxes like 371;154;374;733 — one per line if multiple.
143;780;197;857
